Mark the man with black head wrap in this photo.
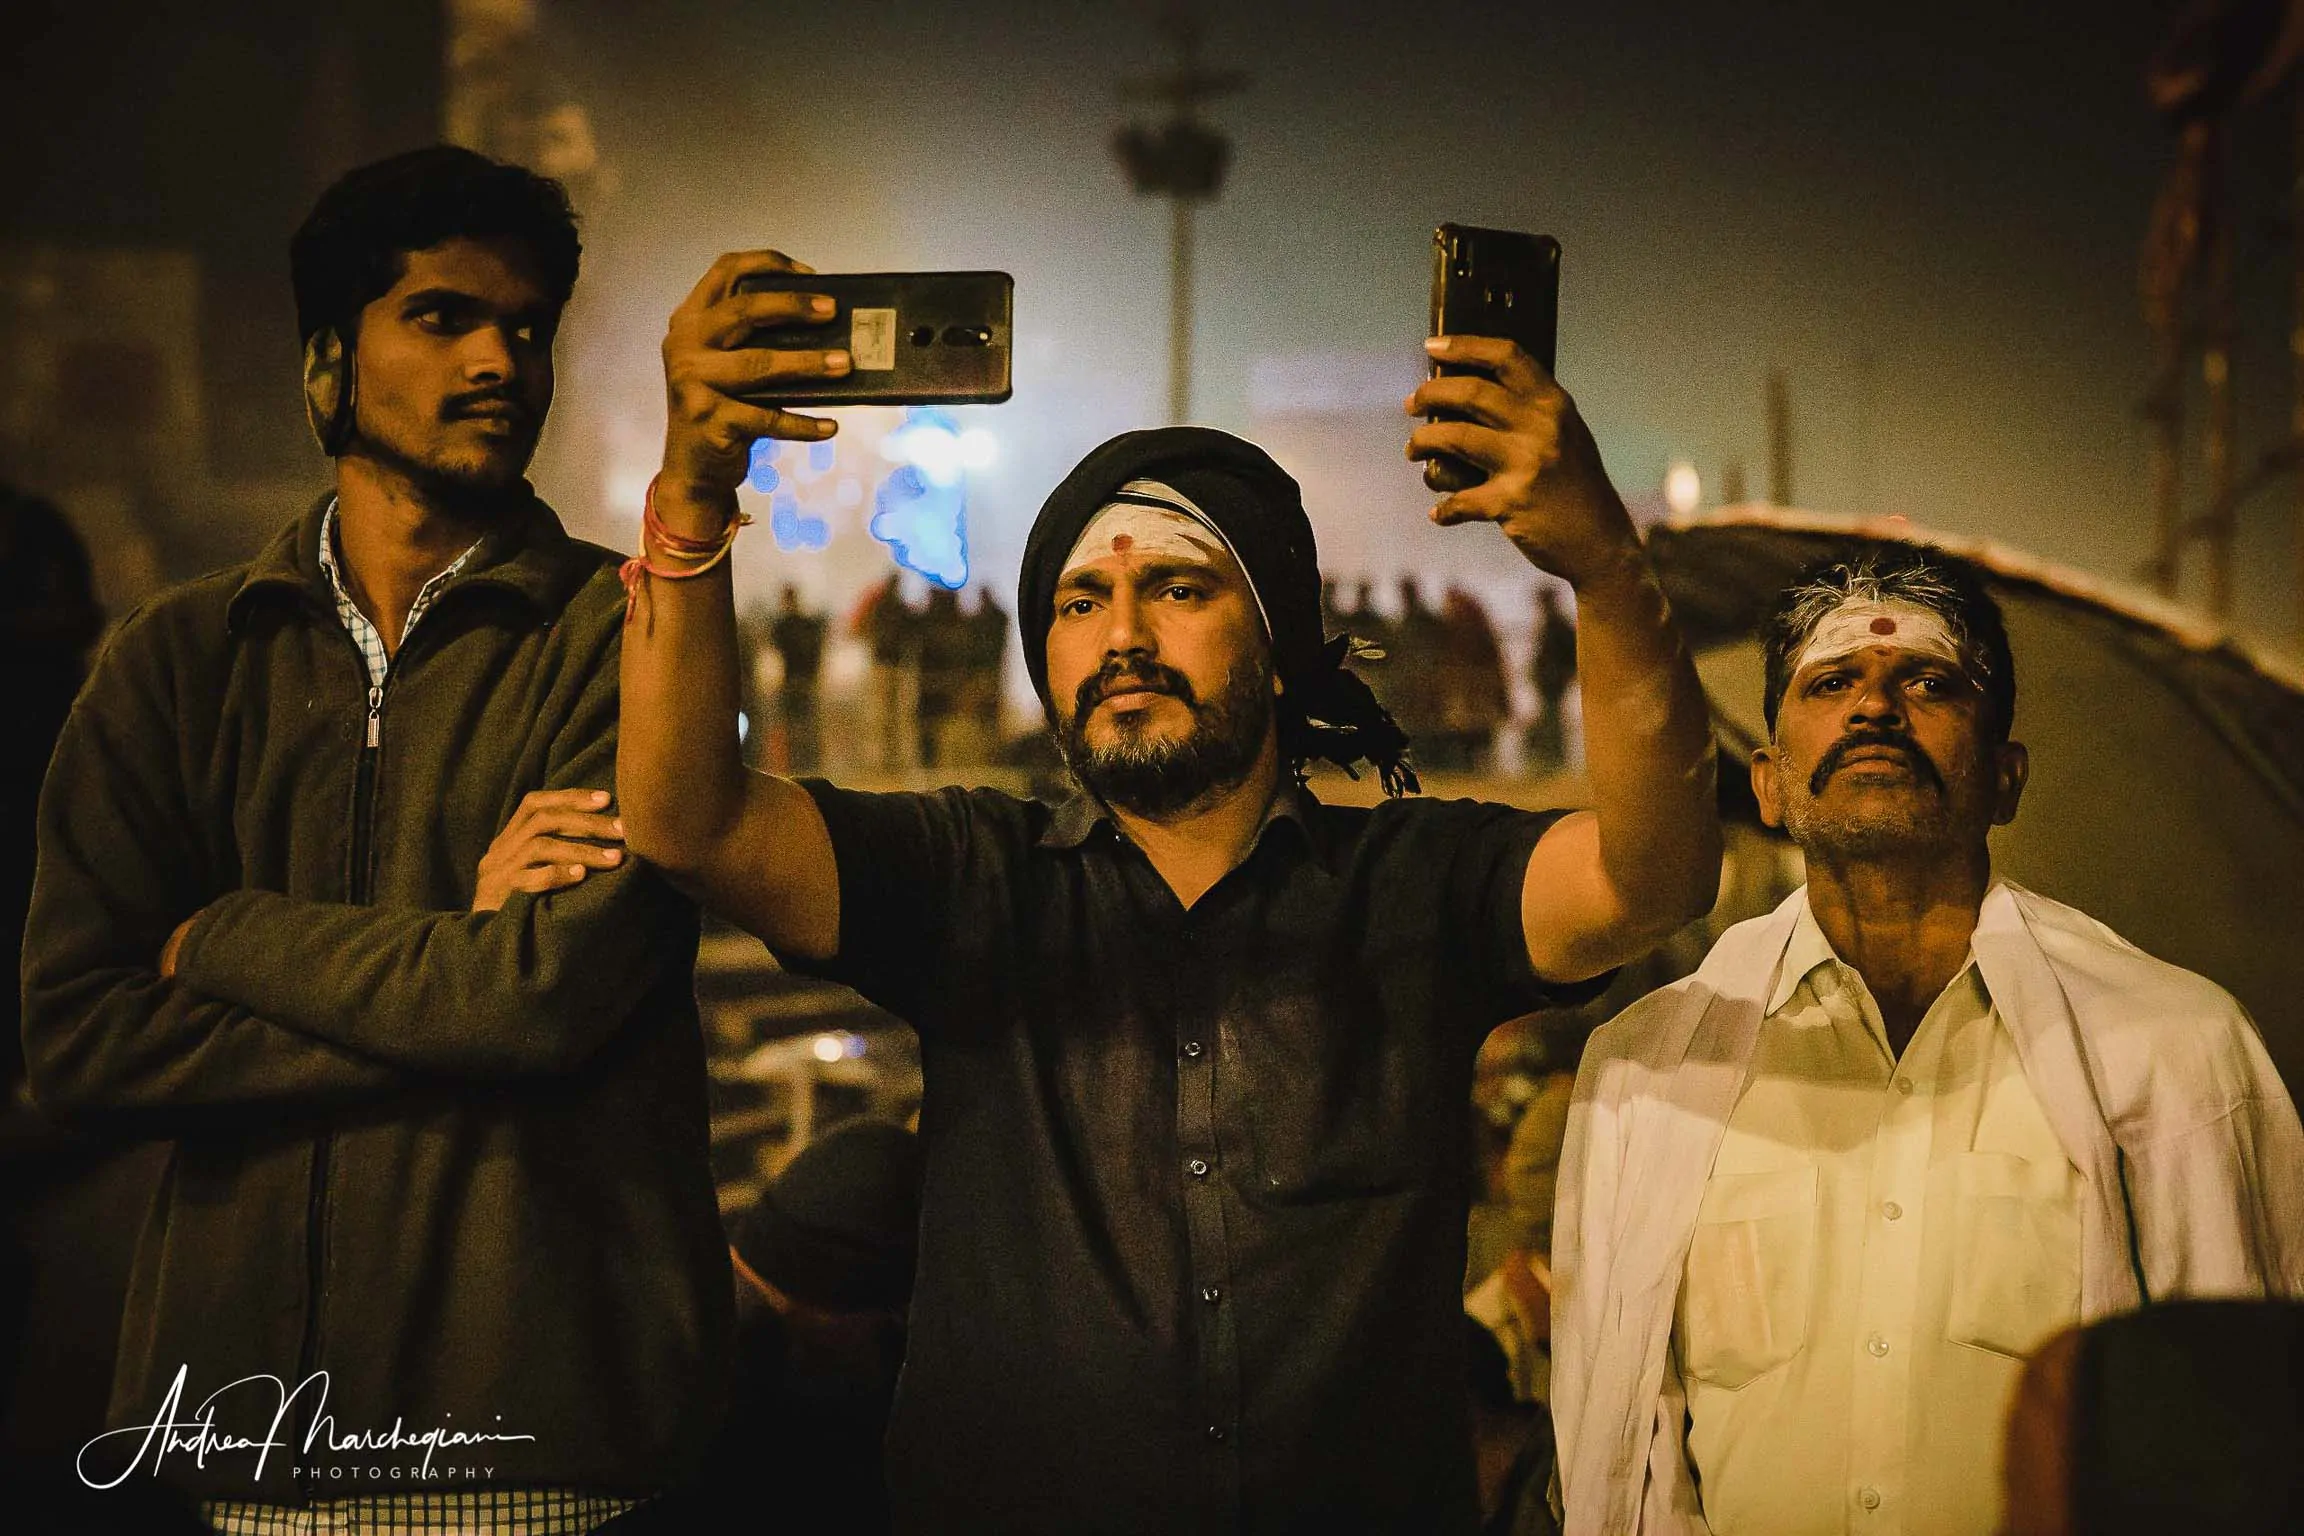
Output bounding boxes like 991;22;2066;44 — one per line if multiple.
620;254;1722;1534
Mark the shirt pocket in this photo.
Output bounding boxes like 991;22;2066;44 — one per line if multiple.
1677;1165;1817;1390
1943;1151;2082;1360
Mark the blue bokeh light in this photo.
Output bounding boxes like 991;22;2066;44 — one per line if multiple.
747;437;782;493
769;489;830;552
871;464;968;588
868;408;971;588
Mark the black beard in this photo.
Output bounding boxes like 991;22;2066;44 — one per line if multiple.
1056;655;1272;820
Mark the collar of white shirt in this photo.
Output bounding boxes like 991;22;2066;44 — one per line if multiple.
1766;892;1988;1042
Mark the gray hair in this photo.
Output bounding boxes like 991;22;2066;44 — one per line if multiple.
1759;548;2014;739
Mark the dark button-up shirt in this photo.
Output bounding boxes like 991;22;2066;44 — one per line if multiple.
791;781;1606;1535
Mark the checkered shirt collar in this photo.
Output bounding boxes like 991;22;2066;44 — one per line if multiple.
317;498;483;689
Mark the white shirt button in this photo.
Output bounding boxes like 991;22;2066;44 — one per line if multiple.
1882;1200;1903;1221
1858;1485;1881;1511
1867;1334;1890;1358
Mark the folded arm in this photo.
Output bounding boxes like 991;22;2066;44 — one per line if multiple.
169;609;693;1077
20;622;407;1126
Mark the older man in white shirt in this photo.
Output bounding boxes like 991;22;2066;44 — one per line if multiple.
1550;549;2304;1536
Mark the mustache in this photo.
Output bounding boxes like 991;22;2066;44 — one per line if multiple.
1073;658;1198;717
1808;727;1944;797
441;387;533;426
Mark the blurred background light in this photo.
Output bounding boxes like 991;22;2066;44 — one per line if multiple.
1665;459;1701;517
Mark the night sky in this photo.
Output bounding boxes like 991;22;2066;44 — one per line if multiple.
11;0;2303;645
547;0;2294;643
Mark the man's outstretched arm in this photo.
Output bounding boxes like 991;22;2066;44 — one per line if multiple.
1409;335;1721;983
619;250;852;958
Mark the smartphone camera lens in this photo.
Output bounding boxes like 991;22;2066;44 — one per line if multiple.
910;325;936;347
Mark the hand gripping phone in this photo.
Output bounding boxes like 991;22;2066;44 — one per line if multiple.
1425;225;1560;492
733;270;1014;406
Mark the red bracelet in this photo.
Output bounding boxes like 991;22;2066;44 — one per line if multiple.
619;477;752;618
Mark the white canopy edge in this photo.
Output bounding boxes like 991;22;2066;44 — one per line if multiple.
1668;503;2304;698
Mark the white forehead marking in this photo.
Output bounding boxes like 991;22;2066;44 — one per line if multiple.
1792;597;1968;677
1059;478;1271;636
1060;503;1226;578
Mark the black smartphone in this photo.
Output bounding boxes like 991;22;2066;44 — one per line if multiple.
1425;225;1560;492
732;270;1014;406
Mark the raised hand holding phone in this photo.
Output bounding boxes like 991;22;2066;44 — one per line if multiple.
732;270;1013;407
1421;224;1560;493
1405;332;1635;591
658;249;849;528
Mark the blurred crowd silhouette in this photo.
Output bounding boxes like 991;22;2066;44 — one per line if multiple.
740;569;1582;782
741;577;1012;775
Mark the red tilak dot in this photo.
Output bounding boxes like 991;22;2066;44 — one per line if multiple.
1111;533;1134;553
1870;617;1897;635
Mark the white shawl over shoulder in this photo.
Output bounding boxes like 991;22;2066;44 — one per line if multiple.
1549;882;2304;1536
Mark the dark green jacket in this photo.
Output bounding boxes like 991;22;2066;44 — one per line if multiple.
20;494;730;1503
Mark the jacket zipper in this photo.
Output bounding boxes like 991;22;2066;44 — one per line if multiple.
350;683;384;881
298;671;387;1496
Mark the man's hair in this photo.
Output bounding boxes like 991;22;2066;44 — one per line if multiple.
290;145;581;343
1759;547;2016;741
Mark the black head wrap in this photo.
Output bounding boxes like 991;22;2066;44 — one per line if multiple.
1018;426;1418;795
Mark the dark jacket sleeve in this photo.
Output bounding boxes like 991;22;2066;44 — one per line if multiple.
170;604;691;1078
20;606;408;1124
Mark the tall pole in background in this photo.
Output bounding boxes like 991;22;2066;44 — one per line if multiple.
1765;368;1794;507
2203;129;2239;620
2138;113;2204;602
2142;286;2187;599
2294;82;2304;641
1114;10;1247;425
1171;197;1196;426
1851;349;1877;514
2140;2;2304;624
